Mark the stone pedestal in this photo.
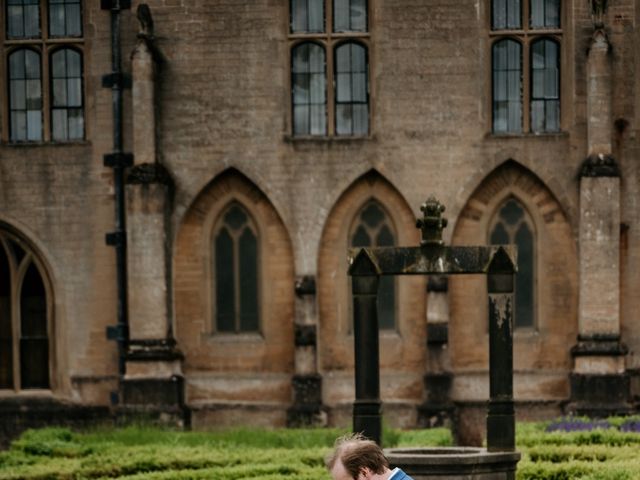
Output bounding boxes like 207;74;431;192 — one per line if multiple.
287;275;326;426
123;165;187;425
386;447;520;480
419;275;453;428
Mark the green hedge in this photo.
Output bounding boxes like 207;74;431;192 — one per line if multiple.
515;418;640;480
0;426;451;480
2;420;640;479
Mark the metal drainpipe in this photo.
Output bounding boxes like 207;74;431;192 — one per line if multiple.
102;0;133;404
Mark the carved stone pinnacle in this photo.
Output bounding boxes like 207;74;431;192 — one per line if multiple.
416;196;448;246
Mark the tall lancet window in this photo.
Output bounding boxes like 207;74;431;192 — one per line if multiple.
289;0;370;136
4;0;84;142
489;198;535;329
212;203;260;333
350;201;396;330
490;0;561;133
0;231;51;390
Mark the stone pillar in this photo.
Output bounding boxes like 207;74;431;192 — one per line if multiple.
287;275;326;426
570;27;630;416
350;256;382;445
124;168;184;414
418;275;453;428
121;26;187;424
131;39;157;165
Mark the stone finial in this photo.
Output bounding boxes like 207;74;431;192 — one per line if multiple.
416;196;448;247
590;0;608;28
136;3;154;38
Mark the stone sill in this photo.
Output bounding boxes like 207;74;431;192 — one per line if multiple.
485;131;570;140
204;332;265;343
283;134;375;144
1;140;91;148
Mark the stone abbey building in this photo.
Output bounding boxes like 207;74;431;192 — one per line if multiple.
1;0;640;444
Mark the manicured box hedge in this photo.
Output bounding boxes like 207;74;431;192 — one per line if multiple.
1;417;640;479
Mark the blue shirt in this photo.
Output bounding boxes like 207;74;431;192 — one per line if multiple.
388;468;414;480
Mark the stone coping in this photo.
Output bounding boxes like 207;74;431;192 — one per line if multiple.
385;447;521;473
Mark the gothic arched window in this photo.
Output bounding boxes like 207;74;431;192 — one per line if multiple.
489;198;535;329
8;48;42;142
335;41;368;136
0;231;50;390
291;42;327;136
50;47;84;141
349;201;396;330
530;38;559;133
212;203;260;333
490;0;561;133
289;0;369;137
492;39;522;134
4;0;84;143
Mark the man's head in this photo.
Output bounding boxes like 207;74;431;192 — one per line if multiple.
325;433;390;480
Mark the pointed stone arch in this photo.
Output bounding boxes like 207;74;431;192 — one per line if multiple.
0;221;56;393
449;160;577;406
173;168;295;425
317;169;426;426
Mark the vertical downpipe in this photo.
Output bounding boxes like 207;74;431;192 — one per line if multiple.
102;0;133;403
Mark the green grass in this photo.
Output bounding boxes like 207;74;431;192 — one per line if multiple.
3;420;640;479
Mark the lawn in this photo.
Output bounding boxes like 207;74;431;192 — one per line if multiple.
1;417;640;479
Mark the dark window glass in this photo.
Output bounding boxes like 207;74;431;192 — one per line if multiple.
376;224;395;330
224;205;248;230
490;223;509;244
361;203;384;228
0;246;13;389
492;0;521;30
8;49;43;142
501;198;524;225
530;39;559;133
335;42;368;136
489;198;535;328
292;42;327;135
49;0;82;37
334;0;367;32
12;242;25;265
20;262;48;389
213;204;260;334
290;0;324;33
239;228;259;332
51;48;84;141
350;202;395;330
352;225;370;247
215;228;235;332
530;0;560;28
515;223;534;328
6;0;40;39
492;39;522;133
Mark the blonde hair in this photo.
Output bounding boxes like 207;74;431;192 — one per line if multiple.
325;433;389;478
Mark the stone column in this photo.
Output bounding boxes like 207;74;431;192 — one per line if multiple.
131;39;156;165
287;275;326;426
418;275;453;428
121;26;186;423
124;169;184;411
570;27;630;415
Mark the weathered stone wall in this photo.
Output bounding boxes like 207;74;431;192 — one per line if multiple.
450;162;578;404
1;0;639;435
173;169;295;426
